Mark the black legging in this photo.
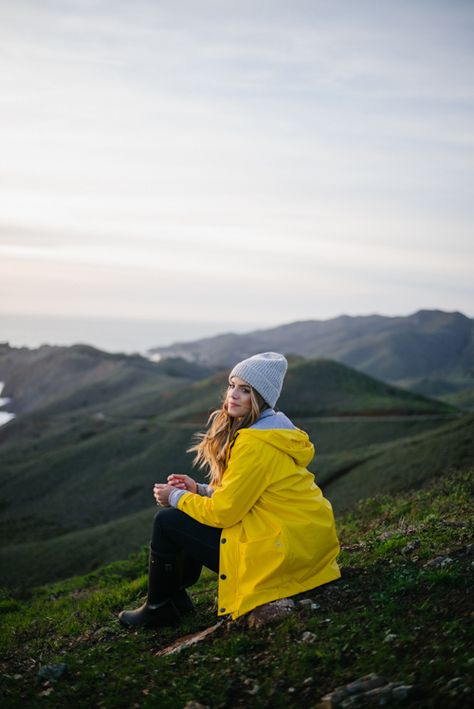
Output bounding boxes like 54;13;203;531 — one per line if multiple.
152;507;222;573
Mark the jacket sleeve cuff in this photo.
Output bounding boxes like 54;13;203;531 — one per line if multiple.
197;483;213;497
168;488;188;508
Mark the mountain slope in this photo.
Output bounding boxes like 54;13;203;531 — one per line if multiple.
149;309;474;389
278;358;452;417
0;343;212;417
1;469;472;708
319;414;474;512
128;358;453;423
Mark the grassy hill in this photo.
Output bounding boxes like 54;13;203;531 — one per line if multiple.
278;358;453;417
0;343;212;417
0;356;464;590
0;506;155;590
117;358;454;423
0;358;451;537
2;415;471;591
0;419;201;544
317;414;474;512
1;468;472;708
439;387;474;411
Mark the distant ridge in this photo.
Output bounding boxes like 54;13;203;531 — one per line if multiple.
148;309;474;394
0;343;212;416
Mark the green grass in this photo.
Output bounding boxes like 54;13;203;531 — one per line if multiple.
0;507;155;589
280;359;454;417
1;468;472;708
322;414;474;512
299;414;455;453
441;386;474;411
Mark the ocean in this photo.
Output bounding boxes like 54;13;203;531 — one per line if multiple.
0;313;263;355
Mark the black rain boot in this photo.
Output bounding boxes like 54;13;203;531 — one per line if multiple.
119;549;182;628
171;553;202;614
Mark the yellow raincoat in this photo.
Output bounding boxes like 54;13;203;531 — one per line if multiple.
177;427;341;619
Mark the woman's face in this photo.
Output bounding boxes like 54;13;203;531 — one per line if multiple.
226;376;252;418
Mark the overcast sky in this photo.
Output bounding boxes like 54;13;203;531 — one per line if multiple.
1;0;473;345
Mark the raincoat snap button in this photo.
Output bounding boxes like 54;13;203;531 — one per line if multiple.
220;574;227;580
220;607;226;613
221;538;227;544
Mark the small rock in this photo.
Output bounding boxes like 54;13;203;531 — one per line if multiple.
317;674;415;708
345;673;387;695
298;598;321;610
318;688;345;707
183;702;209;709
298;598;314;609
242;677;260;695
92;626;114;640
424;556;453;568
246;598;295;628
446;677;463;692
378;531;397;541
363;683;396;703
301;631;317;644
38;687;55;697
37;663;67;682
341;543;364;551
402;540;420;554
391;684;413;700
384;633;397;643
340;698;365;708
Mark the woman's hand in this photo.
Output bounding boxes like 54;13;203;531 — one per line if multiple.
167;474;197;494
153;483;174;507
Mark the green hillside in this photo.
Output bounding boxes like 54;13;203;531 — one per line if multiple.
0;344;212;418
318;414;474;512
1;469;472;708
278;359;452;417
0;358;451;541
118;358;453;423
1;414;470;591
0;506;155;590
0;355;464;590
440;387;474;411
0;420;202;544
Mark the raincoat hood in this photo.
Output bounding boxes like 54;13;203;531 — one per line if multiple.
236;428;315;469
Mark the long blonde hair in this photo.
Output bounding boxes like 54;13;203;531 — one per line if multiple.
188;384;268;487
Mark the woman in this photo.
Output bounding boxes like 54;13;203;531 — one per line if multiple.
119;352;340;628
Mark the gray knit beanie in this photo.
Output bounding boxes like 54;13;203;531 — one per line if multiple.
229;352;288;408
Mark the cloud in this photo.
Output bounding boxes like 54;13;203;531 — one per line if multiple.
0;0;473;327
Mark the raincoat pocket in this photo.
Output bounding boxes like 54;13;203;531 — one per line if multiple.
238;534;286;593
